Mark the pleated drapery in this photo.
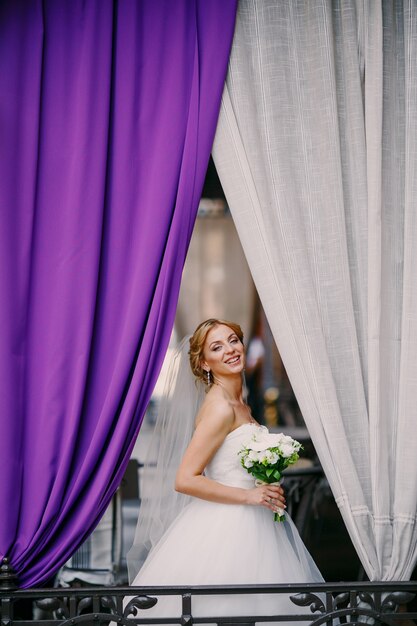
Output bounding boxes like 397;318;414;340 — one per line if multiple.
213;0;417;580
0;0;236;587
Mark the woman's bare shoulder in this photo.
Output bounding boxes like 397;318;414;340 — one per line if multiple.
195;390;234;434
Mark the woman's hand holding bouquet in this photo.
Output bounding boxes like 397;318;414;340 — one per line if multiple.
239;431;302;521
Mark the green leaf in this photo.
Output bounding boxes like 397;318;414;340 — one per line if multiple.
252;470;266;482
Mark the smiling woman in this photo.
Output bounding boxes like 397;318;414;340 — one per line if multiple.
123;318;323;624
204;325;244;373
189;318;244;386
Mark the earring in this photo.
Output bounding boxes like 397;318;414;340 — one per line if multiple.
206;370;211;385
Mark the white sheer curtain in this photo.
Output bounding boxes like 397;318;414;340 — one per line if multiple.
213;0;417;581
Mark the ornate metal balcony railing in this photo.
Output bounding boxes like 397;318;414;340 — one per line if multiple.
1;564;416;626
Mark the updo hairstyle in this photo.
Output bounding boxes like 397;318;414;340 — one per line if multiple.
189;318;244;385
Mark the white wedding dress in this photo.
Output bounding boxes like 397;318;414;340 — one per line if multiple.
126;423;323;623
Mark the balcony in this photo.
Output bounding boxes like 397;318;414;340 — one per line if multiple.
1;580;417;626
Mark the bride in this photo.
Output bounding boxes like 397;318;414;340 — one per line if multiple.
125;318;323;622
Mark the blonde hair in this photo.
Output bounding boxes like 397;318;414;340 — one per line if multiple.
189;318;244;385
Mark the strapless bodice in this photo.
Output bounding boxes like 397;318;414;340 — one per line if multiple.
204;423;268;488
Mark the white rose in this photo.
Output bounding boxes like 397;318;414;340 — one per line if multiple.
280;442;295;458
274;433;286;444
261;433;282;447
245;433;300;458
266;451;279;464
244;457;254;468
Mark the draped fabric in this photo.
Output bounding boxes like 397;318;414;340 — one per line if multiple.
213;0;417;581
0;0;236;587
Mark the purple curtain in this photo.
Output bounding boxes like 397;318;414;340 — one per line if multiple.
0;0;236;588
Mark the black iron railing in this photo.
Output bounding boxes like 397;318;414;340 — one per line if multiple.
1;557;417;626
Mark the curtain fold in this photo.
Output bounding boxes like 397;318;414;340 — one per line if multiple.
213;0;417;580
0;0;236;587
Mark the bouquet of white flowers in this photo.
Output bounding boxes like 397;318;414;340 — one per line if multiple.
239;431;302;521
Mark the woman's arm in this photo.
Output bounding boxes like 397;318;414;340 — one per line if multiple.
174;399;286;513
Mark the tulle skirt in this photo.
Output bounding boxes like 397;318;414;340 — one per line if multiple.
125;498;323;624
